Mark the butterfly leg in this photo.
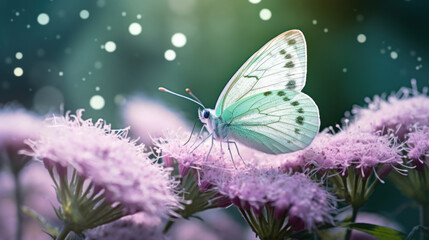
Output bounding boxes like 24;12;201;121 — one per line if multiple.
183;119;199;146
226;135;237;169
205;135;214;162
226;140;246;165
190;125;208;148
191;132;213;153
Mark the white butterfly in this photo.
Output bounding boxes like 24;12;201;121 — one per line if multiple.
160;30;320;155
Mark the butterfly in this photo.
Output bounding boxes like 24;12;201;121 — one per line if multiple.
160;30;320;155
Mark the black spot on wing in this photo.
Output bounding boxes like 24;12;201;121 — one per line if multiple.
295;128;301;134
286;80;296;90
296;116;304;125
285;61;294;68
288;39;297;45
264;91;272;96
285;54;292;59
291;101;299;106
297;108;304;113
280;49;286;54
283;96;290;101
277;91;285;96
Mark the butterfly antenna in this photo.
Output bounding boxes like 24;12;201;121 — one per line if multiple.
185;88;204;106
159;87;205;108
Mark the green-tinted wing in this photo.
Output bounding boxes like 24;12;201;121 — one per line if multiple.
222;89;319;154
215;30;307;116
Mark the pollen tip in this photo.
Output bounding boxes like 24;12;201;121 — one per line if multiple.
158;87;166;92
185;88;191;93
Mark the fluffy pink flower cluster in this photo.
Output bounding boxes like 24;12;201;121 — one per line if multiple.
406;125;429;170
26;110;180;218
215;168;336;231
303;128;403;178
0;108;42;150
350;80;429;139
155;129;243;178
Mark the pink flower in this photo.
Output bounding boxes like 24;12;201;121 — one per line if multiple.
349;80;429;139
122;96;190;145
26;110;180;218
216;168;336;231
304;128;403;179
155;129;242;180
405;125;429;170
84;213;168;240
0;107;43;171
0;107;42;150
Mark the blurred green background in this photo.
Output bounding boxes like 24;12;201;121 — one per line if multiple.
1;0;428;233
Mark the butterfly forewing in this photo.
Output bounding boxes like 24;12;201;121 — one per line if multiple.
222;89;320;154
215;30;307;116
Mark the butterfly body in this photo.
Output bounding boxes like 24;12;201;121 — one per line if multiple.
199;108;230;141
161;30;320;155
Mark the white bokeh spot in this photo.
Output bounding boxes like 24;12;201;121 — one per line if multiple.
90;95;105;110
171;33;187;48
164;49;176;61
259;9;272;21
14;67;23;77
79;10;90;19
37;13;50;25
15;52;23;60
129;22;142;36
357;34;366;43
105;41;117;52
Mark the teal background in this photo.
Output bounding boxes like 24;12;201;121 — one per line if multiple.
1;0;428;234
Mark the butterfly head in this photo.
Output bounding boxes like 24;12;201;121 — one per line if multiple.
198;108;215;124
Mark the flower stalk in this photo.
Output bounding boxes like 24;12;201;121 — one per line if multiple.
420;204;429;240
13;170;23;240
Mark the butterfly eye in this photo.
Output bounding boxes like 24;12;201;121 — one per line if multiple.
203;110;210;119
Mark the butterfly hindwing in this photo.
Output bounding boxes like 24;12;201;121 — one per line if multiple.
221;89;320;154
215;30;307;116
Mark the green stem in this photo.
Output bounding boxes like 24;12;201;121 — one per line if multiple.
55;225;71;240
238;208;261;237
344;207;359;240
163;219;175;233
420;204;429;240
13;171;23;240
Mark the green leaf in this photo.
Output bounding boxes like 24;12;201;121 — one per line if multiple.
22;206;59;237
340;223;407;240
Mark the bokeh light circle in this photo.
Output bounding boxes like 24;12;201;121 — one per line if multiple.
357;34;367;43
259;9;272;21
129;22;142;36
90;95;105;110
164;49;176;61
79;10;90;19
37;13;50;25
13;67;23;77
104;41;117;52
15;52;23;60
171;33;187;48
